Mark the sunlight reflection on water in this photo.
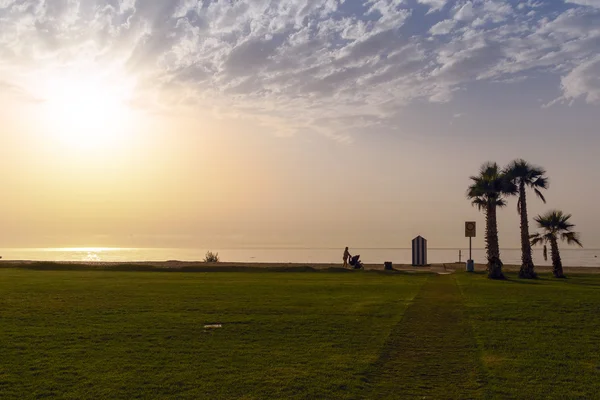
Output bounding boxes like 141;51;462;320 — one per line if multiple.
83;252;101;262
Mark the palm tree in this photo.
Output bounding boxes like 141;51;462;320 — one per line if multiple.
467;162;516;279
505;159;549;279
530;210;582;278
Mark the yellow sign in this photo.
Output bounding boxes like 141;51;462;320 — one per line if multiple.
465;221;476;237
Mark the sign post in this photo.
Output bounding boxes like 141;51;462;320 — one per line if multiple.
465;221;476;272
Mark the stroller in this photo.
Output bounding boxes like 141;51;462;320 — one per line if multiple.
348;254;364;270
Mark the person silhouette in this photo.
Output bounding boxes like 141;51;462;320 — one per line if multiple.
343;247;351;268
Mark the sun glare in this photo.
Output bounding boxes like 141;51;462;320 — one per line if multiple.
39;72;136;151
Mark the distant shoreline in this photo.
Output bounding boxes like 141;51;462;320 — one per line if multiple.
1;260;599;274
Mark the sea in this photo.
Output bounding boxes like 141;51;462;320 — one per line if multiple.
1;248;599;267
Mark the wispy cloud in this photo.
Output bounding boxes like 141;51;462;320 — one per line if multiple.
1;0;599;138
566;0;600;8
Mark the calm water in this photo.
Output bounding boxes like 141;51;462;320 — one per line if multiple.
1;248;599;267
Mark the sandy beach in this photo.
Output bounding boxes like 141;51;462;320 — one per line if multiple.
2;260;600;274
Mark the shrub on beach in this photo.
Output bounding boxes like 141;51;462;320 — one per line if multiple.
203;251;220;263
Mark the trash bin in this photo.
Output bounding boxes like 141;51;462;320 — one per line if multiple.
466;259;474;272
384;261;393;270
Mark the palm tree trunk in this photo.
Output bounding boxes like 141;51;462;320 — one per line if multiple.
518;183;536;279
486;202;504;279
550;236;565;278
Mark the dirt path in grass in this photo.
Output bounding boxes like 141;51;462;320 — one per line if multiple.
362;274;485;399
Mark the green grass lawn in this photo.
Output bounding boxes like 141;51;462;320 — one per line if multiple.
0;270;426;399
455;271;600;399
2;268;600;399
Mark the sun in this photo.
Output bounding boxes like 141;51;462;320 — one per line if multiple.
39;72;136;151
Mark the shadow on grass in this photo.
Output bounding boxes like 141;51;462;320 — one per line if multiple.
504;274;600;286
467;271;487;276
460;270;544;284
463;270;600;287
502;277;542;285
558;277;600;287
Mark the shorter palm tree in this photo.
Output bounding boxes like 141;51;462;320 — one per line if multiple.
530;210;582;278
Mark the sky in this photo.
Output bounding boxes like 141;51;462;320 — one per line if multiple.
1;0;599;250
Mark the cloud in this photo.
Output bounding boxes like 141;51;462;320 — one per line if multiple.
433;35;508;84
566;0;600;8
429;19;457;35
452;0;514;25
0;80;42;103
0;0;600;139
454;1;475;21
418;0;449;13
560;56;600;104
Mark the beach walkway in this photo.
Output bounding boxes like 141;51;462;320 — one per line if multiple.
363;274;485;399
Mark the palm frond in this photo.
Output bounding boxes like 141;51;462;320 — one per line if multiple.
505;160;548;209
467;162;515;208
531;237;545;246
480;162;499;177
561;232;583;247
532;175;549;190
557;213;575;231
502;177;518;196
534;213;553;230
534;188;547;203
504;159;528;181
530;233;545;246
470;197;487;211
496;198;508;208
543;245;548;261
468;175;480;184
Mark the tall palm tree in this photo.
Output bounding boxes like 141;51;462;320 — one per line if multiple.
467;162;516;279
530;210;582;278
505;159;549;279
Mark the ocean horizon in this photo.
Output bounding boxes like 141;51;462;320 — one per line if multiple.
1;247;599;267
